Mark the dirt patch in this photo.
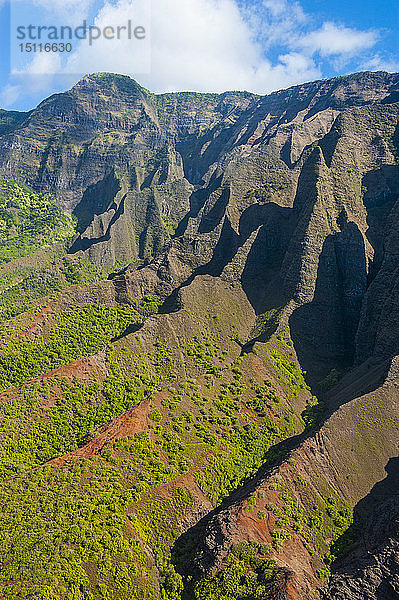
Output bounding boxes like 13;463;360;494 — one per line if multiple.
49;397;151;466
0;350;108;409
235;493;320;600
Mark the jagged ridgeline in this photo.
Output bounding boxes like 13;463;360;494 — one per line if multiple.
0;71;398;600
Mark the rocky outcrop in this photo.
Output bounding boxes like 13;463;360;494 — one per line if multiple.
2;70;399;599
1;72;399;377
322;464;399;599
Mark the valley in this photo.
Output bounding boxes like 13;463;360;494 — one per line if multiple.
0;70;398;599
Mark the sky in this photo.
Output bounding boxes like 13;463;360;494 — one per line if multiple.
0;0;398;111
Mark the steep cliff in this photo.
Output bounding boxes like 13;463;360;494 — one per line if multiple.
0;71;399;600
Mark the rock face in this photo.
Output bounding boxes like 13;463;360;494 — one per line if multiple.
2;70;399;599
322;461;399;600
1;71;399;378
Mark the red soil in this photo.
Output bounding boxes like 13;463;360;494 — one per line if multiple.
0;351;108;409
49;397;151;466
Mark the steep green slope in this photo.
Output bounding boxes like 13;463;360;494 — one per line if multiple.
0;273;313;600
0;71;399;600
0;180;75;263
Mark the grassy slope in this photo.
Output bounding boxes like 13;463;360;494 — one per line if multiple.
0;177;397;600
0;264;316;600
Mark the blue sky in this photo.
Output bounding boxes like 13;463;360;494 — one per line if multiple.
0;0;398;112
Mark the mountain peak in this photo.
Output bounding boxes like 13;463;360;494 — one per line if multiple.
1;69;399;600
73;72;151;97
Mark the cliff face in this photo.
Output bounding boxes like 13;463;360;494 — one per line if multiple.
1;71;399;374
1;71;399;600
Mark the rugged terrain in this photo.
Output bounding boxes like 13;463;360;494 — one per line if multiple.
0;70;398;599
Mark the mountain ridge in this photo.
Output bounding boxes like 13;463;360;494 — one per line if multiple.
0;69;398;599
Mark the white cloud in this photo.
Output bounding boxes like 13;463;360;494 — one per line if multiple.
30;0;95;23
0;70;77;109
363;54;399;73
64;0;151;75
3;0;387;107
31;0;93;8
63;0;378;93
239;0;307;50
142;0;266;92
59;0;321;94
299;22;378;57
19;51;62;76
0;84;22;107
263;0;289;19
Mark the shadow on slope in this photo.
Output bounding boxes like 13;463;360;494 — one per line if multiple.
171;431;307;595
68;194;126;254
289;220;367;385
73;169;121;234
323;457;399;600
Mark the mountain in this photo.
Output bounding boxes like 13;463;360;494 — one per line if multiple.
0;70;398;600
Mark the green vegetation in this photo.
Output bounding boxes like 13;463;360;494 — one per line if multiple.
0;303;143;390
1;82;390;600
0;179;75;264
194;421;280;505
0;364;165;480
329;518;361;561
0;447;162;600
0;109;28;135
270;528;290;551
138;294;164;316
60;256;106;285
148;145;169;172
0;319;312;599
316;568;331;579
189;358;299;505
0;233;321;600
130;486;194;599
301;397;326;431
245;181;287;203
194;542;291;600
0;181;108;323
269;345;309;396
318;368;343;392
0;256;105;322
0;265;61;321
254;307;285;339
264;478;353;568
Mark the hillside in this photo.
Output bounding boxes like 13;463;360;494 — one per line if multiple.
0;71;398;600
